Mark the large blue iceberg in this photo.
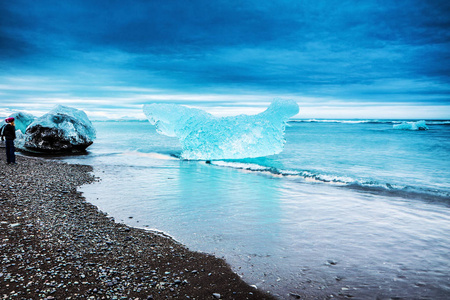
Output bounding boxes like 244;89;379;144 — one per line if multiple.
393;120;428;131
21;105;96;153
143;99;299;160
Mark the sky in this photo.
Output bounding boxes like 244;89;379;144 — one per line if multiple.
1;0;449;119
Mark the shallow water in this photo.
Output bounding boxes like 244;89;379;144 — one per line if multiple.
61;120;450;299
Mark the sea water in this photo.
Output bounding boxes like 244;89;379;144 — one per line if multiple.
59;120;450;299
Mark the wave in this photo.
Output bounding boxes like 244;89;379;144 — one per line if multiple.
121;151;179;160
426;120;450;125
209;161;450;203
290;119;450;125
290;119;383;124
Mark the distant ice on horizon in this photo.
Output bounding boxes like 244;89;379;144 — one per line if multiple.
143;99;299;160
393;120;428;131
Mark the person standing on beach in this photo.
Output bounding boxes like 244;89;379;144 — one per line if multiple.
2;117;16;164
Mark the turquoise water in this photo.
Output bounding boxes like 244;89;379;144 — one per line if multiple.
61;120;450;299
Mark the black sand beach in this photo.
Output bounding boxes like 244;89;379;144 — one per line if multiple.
0;152;276;299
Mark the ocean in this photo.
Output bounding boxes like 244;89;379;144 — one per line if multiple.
58;119;450;299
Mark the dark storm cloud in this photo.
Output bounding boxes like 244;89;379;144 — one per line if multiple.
0;0;449;115
1;0;292;52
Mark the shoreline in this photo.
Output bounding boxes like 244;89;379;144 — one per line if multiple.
0;153;276;299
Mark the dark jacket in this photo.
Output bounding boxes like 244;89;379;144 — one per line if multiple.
1;124;16;140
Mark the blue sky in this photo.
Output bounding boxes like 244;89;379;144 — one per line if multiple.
1;0;449;119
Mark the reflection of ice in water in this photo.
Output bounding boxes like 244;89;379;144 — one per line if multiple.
143;99;299;160
79;156;450;299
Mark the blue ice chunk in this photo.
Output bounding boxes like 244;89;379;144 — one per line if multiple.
8;112;36;133
393;120;428;131
143;99;299;160
23;105;96;153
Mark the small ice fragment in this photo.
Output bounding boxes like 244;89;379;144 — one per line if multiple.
393;120;428;131
7;112;36;133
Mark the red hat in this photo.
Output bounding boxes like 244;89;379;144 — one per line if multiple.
5;117;14;123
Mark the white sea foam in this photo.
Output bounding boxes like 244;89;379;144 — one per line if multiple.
122;151;178;160
291;119;384;124
208;160;449;199
290;119;449;126
427;121;450;125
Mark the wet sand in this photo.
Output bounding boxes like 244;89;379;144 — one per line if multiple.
0;152;276;299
